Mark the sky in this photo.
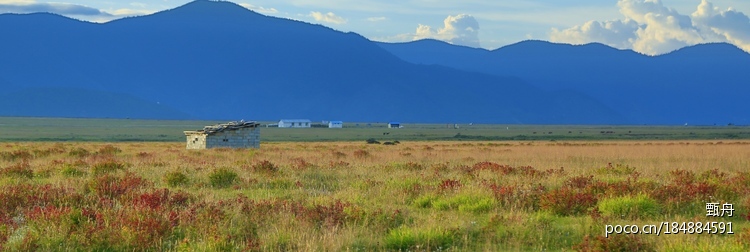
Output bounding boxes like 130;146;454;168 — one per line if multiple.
1;0;749;55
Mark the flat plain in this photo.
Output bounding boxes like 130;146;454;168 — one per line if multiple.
1;139;749;250
2;117;750;250
1;117;749;142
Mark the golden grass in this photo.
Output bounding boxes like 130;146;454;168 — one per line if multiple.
0;140;749;251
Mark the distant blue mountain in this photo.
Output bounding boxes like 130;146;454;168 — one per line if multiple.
378;39;750;125
0;0;626;124
0;1;664;124
0;87;189;119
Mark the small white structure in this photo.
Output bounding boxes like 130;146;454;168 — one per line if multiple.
278;119;311;128
328;121;343;128
184;121;260;149
388;122;401;128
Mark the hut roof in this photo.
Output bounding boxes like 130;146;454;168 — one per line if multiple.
185;121;260;135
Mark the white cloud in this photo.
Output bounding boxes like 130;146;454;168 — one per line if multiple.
309;11;347;24
550;19;640;49
369;33;413;44
238;3;278;14
0;1;110;16
549;0;750;55
0;0;34;4
367;16;386;22
0;1;159;23
0;0;156;22
692;0;750;52
109;8;152;17
129;2;147;9
413;14;481;48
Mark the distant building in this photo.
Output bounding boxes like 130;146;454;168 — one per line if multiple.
388;122;401;128
328;121;343;128
184;121;260;149
278;119;311;128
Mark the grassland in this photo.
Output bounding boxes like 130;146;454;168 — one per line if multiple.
1;117;749;142
1;140;749;251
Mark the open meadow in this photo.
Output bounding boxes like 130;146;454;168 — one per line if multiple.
1;140;750;251
2;117;749;142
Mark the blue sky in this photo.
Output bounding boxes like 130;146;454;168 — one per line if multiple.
1;0;749;55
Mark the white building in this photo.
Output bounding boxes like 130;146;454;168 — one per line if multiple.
278;119;312;128
328;121;343;128
388;122;401;128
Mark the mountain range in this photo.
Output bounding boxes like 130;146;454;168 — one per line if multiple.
378;39;750;125
0;0;747;125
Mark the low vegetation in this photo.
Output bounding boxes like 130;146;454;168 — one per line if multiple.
0;140;748;250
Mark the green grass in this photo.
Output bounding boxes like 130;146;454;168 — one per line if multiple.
415;193;496;213
208;168;238;188
163;171;189;187
598;194;661;219
1;116;749;142
385;227;455;250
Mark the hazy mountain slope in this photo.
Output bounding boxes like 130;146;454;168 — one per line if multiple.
0;0;623;124
0;87;190;119
378;40;750;125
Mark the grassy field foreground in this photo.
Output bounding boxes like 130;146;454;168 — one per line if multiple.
1;141;750;250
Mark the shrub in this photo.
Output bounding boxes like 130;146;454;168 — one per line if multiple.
0;184;78;215
565;175;595;189
209;168;238;188
598;194;660;219
91;159;126;175
251;160;278;173
431;163;449;173
473;161;500;171
488;184;515;206
60;165;86;177
88;173;151;198
68;147;90;158
300;170;339;191
0;150;33;161
669;169;696;184
438;179;462;192
135;152;153;159
489;183;547;210
292;200;353;228
96;145;122;156
650;182;716;204
518;166;544;177
132;189;172;210
290;158;315;170
1;162;33;179
385;227;454;251
353;149;370;158
540;188;597;216
364;208;408;232
164;171;189;187
699;168;726;182
457;197;495;213
596;163;636;176
413;195;436;208
573;234;654;252
328;160;350;169
427;194;496;213
395;162;423;171
331;151;347;158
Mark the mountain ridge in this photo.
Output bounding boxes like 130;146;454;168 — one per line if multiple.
4;0;746;124
378;39;750;125
0;0;623;124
